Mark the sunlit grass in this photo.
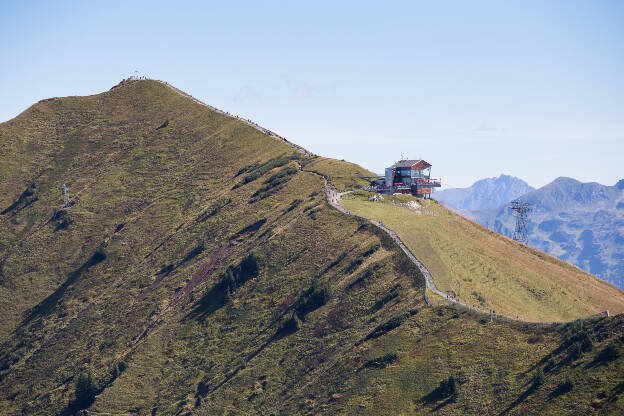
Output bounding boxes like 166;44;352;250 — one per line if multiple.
340;191;624;322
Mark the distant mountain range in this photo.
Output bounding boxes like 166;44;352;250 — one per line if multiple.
436;176;624;289
435;174;535;210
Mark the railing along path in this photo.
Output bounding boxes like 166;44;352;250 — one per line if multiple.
322;184;610;328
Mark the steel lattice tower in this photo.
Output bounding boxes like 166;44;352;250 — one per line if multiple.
62;184;70;208
508;199;532;245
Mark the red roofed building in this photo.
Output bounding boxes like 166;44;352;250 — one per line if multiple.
383;159;441;198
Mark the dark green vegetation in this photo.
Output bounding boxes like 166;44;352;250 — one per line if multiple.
362;353;399;370
233;154;299;189
189;253;262;321
250;166;298;203
70;371;99;413
422;375;460;404
0;79;623;415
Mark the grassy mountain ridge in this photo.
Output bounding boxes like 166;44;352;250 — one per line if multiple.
0;80;623;415
340;191;624;322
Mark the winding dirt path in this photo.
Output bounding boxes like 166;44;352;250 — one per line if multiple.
323;187;611;326
322;185;461;306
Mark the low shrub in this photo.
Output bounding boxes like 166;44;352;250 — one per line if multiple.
472;292;486;305
528;334;544;344
440;375;459;400
559;374;574;393
276;313;301;337
362;310;416;342
73;371;99;411
371;285;401;312
345;243;381;274
1;183;39;215
182;245;204;263
293;280;332;319
362;353;398;369
545;356;557;372
568;342;583;361
196;198;231;222
250;166;298;202
191;253;262;319
424;375;460;403
284;199;303;213
533;367;544;388
597;340;622;363
234;154;298;186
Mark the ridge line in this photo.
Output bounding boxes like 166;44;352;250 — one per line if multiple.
153;79;315;157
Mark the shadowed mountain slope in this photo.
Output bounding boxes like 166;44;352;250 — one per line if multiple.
0;80;623;415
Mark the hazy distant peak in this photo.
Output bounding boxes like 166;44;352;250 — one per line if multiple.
435;174;534;210
496;173;515;180
539;176;611;193
525;176;621;210
549;176;582;186
467;175;624;289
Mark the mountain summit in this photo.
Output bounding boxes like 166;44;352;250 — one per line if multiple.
435;174;534;210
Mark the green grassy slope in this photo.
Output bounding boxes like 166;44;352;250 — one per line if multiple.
304;157;376;191
340;191;624;322
0;80;622;415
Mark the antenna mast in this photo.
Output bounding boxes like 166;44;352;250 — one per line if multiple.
508;199;531;244
62;184;71;208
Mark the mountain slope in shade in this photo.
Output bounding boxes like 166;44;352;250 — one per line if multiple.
435;174;534;210
467;177;624;289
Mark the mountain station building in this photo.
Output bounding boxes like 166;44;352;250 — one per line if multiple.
369;159;441;198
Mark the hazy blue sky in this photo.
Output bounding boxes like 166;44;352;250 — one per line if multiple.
1;1;622;188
